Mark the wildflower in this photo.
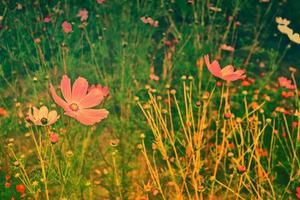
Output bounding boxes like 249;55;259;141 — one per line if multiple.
204;55;246;81
140;16;159;27
165;40;172;46
97;0;104;4
220;44;235;52
292;121;298;128
5;175;11;181
50;133;59;144
289;67;297;73
49;75;109;125
44;16;51;23
88;84;109;98
150;73;159;81
241;80;251;86
61;21;72;33
281;91;294;98
77;9;88;21
34;38;41;44
143;181;152;192
296;187;300;199
224;113;232;119
278;77;295;89
276;17;290;26
109;138;119;147
28;106;59;126
277;25;293;35
16;184;26;193
5;182;11;188
237;165;246;173
0;107;8;117
216;81;222;87
287;32;300;44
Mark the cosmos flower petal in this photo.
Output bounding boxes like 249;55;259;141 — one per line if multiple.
39;106;49;119
71;77;89;102
204;54;221;77
50;83;71;112
220;65;234;76
79;88;104;109
65;109;109;126
222;73;245;81
32;107;39;119
48;110;59;125
61;75;72;103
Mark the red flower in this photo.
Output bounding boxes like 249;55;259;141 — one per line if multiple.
237;165;246;173
16;184;26;193
292;121;298;128
5;182;11;188
5;175;11;181
61;21;72;33
216;81;222;87
296;187;300;199
0;107;8;117
224;113;232;119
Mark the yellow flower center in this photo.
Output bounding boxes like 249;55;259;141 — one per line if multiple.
69;103;79;111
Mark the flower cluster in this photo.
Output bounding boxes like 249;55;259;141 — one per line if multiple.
27;75;109;127
140;16;159;27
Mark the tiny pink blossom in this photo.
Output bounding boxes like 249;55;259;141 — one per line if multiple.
77;9;88;21
50;133;59;144
204;54;246;81
220;44;235;52
140;16;148;24
97;0;105;4
62;21;72;33
44;16;51;23
50;75;109;125
150;73;160;81
238;165;246;173
140;16;159;27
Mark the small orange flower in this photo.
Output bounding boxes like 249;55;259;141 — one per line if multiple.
0;107;8;117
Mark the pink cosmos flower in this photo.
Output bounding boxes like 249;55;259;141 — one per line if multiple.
44;16;51;23
204;55;246;81
61;21;72;33
220;44;235;52
77;9;88;21
97;0;104;4
278;76;296;90
88;84;109;98
28;106;59;126
50;75;109;125
50;133;59;144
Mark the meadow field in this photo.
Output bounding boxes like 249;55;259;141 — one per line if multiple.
0;0;300;199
